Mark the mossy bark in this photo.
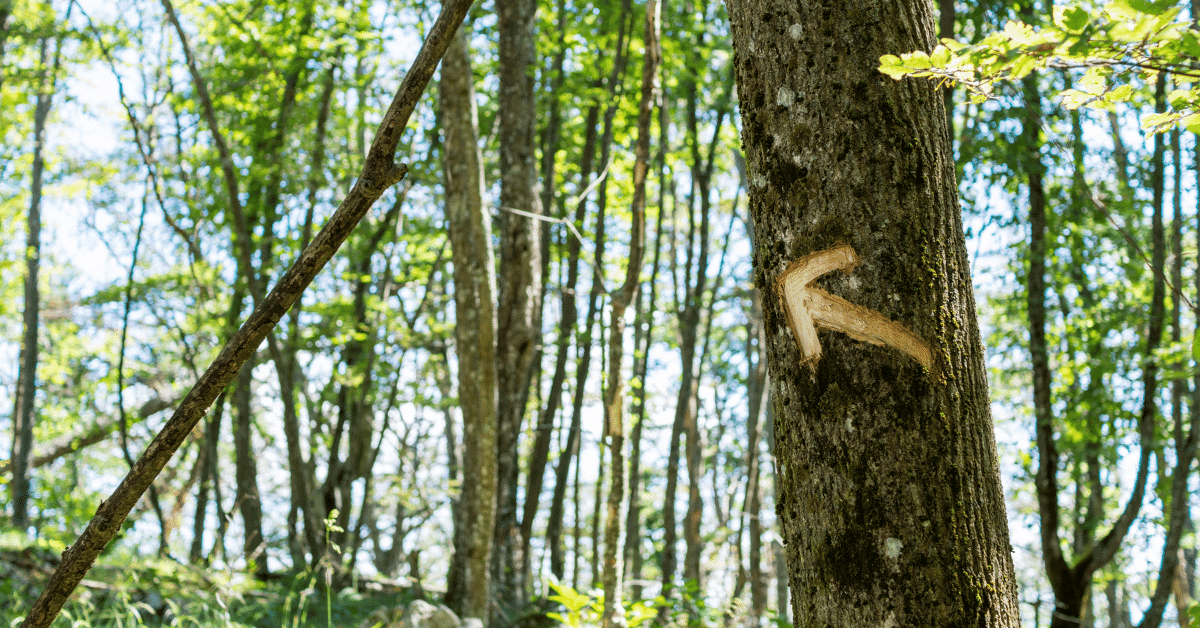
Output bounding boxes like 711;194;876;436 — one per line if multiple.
724;1;1020;625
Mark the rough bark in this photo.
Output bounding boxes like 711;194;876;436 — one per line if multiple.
600;1;658;624
492;0;542;615
440;28;499;622
17;0;474;621
724;0;1021;626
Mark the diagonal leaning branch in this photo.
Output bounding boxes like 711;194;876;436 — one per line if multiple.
18;0;475;625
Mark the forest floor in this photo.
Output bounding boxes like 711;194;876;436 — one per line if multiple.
0;537;422;628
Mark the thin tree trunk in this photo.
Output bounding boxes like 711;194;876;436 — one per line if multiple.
938;0;954;140
10;97;46;529
1138;79;1195;628
191;391;227;563
233;352;267;576
1026;42;1158;628
625;164;666;602
547;104;602;580
10;18;60;531
492;0;543;614
519;0;570;584
440;28;498;622
601;1;658;624
547;0;632;578
743;292;768;621
0;0;11;95
725;0;1021;625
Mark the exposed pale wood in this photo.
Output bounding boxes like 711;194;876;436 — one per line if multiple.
777;244;933;372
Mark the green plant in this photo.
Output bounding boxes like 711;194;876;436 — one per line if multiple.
544;581;658;628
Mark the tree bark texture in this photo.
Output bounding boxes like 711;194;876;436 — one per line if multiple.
724;1;1021;626
17;0;474;621
440;27;499;623
492;0;542;616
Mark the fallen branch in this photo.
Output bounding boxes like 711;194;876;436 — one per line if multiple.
17;0;475;624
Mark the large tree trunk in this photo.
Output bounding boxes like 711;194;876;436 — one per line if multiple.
440;28;498;623
492;0;542;616
724;1;1021;625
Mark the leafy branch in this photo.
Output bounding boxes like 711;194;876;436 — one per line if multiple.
879;0;1200;132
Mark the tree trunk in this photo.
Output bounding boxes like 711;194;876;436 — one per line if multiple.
546;0;631;577
625;161;666;603
440;28;499;622
519;0;570;583
233;352;267;576
744;292;768;621
18;0;472;619
546;103;602;581
601;0;658;623
10;26;56;532
0;0;11;94
1136;76;1189;628
191;391;227;563
724;0;1021;625
1024;39;1157;628
492;0;542;615
937;0;954;139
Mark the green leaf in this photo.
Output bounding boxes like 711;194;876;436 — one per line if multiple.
878;54;909;80
1107;84;1134;103
905;50;932;69
1127;0;1175;15
930;45;952;67
1184;113;1200;135
1060;6;1090;33
1009;54;1040;80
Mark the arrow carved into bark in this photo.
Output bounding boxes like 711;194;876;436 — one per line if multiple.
777;244;935;372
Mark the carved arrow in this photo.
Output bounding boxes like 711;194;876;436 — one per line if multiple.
776;244;935;372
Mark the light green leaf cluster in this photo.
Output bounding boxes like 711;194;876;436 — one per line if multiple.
879;0;1200;132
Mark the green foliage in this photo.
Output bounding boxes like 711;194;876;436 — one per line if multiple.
879;0;1200;131
544;580;658;628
